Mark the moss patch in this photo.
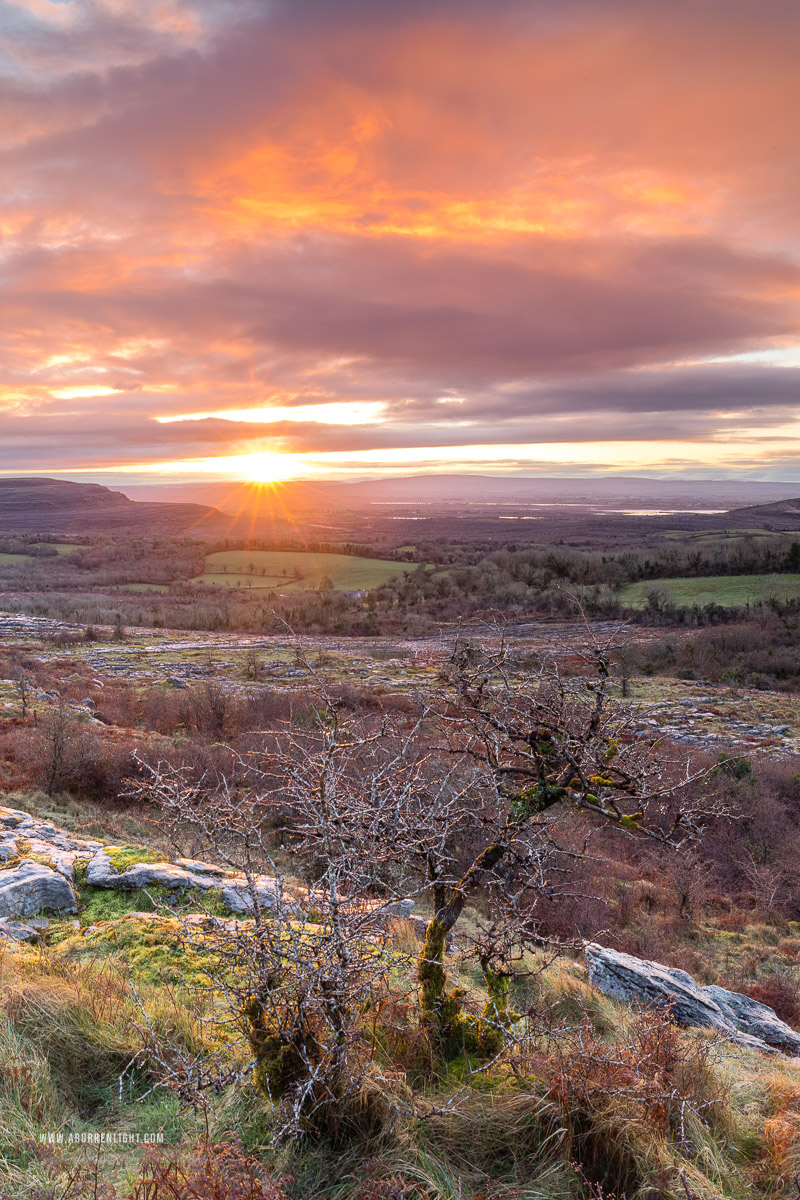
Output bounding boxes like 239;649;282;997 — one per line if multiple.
28;852;58;870
74;877;233;928
104;844;164;873
59;914;226;988
0;844;58;872
77;881;174;926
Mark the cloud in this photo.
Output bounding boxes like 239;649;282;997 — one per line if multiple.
0;0;799;477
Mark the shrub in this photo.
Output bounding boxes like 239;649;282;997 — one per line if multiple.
525;1008;728;1194
129;1137;289;1200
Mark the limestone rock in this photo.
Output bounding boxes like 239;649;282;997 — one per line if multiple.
85;849;219;892
0;804;102;881
586;944;723;1027
0;861;78;919
0;803;416;925
0;918;42;942
221;878;283;914
704;984;800;1057
0;807;33;830
174;858;235;877
586;943;800;1056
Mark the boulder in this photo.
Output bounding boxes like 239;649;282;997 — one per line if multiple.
0;918;43;942
85;849;219;892
586;943;800;1056
221;878;283;914
0;861;78;919
704;985;800;1057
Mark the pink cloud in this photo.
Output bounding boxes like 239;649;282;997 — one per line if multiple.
0;0;799;475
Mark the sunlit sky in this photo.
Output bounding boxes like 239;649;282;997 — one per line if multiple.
2;0;800;484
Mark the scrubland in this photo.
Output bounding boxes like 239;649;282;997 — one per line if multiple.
1;516;800;1197
0;617;799;1200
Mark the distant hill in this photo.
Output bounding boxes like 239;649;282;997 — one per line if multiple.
4;475;800;539
726;497;800;528
0;477;131;513
123;474;800;515
0;478;229;536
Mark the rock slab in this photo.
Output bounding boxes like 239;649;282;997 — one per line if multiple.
586;943;800;1056
0;860;78;919
86;849;221;893
0;802;415;925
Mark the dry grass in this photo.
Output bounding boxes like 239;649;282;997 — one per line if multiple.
2;869;800;1198
1;940;799;1200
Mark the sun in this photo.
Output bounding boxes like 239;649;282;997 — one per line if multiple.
234;451;292;484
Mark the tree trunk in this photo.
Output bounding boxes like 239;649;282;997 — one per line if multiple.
418;842;509;1047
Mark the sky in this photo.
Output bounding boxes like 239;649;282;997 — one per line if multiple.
1;0;800;484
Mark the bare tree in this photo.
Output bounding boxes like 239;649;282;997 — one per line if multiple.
127;632;721;1130
413;631;721;1046
127;694;449;1136
244;647;262;681
40;699;75;795
612;641;638;698
15;667;32;719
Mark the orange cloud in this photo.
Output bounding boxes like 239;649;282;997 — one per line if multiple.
1;0;799;479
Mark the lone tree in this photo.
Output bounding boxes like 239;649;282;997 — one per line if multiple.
414;631;719;1050
15;667;31;719
129;632;720;1128
40;698;75;795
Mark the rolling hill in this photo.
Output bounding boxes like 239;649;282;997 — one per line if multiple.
0;478;230;536
726;497;800;528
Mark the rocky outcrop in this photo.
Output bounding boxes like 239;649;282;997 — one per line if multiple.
0;860;78;919
0;803;415;925
85;849;222;893
703;985;800;1057
586;943;800;1056
86;850;310;913
0;805;103;878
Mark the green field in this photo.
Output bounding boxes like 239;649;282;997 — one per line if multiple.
0;544;81;566
118;582;170;593
663;528;780;543
620;572;800;609
193;549;418;591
